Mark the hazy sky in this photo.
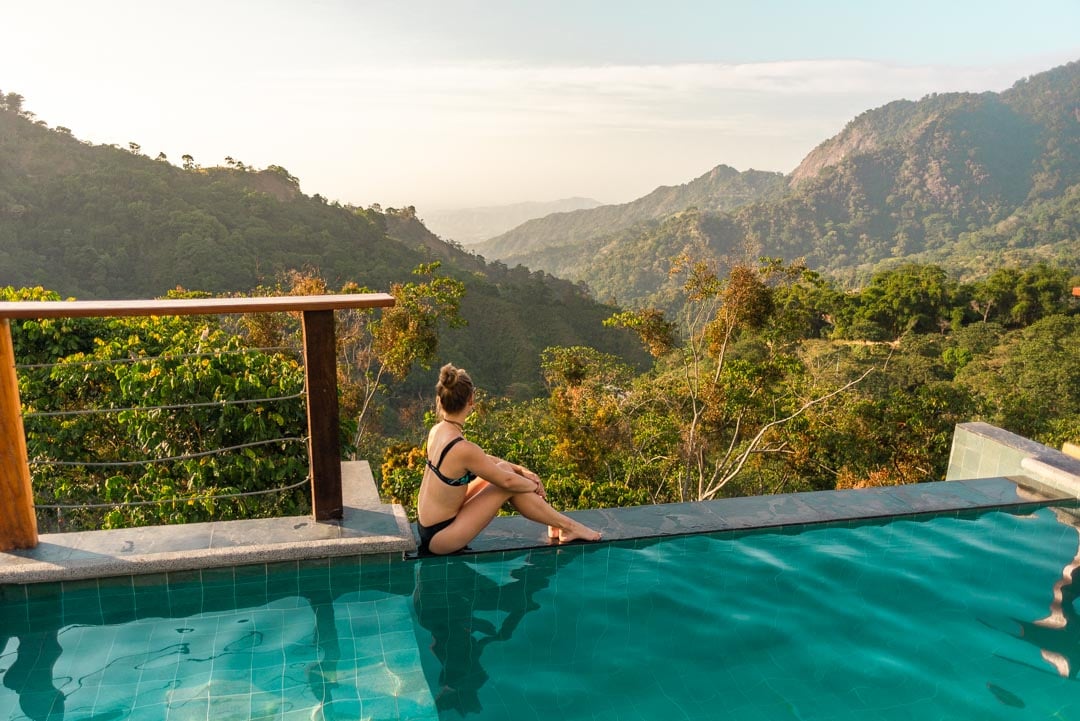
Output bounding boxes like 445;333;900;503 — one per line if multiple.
3;1;1078;212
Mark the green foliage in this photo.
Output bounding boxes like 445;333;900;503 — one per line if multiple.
956;315;1080;445
16;311;311;530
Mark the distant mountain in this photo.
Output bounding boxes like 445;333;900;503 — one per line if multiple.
421;197;602;245
475;60;1080;310
471;164;787;262
0;102;647;396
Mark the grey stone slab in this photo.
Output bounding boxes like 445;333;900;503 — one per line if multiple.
953;476;1066;506
596;502;728;539
879;480;1011;513
797;487;915;520
709;492;830;529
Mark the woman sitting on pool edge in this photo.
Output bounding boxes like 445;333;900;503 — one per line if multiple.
416;363;602;555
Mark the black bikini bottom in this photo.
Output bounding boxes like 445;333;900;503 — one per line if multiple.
417;516;456;555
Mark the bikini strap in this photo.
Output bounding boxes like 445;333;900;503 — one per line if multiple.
431;436;466;470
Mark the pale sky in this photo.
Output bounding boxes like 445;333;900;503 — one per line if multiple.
3;1;1078;213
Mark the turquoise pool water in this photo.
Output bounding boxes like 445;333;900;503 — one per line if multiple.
2;506;1079;720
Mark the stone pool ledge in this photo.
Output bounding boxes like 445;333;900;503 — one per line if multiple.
441;475;1077;556
0;462;416;585
4;423;1078;583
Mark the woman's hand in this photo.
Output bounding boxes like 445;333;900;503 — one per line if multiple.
520;467;545;498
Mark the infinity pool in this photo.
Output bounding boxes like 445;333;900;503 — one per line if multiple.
2;505;1078;720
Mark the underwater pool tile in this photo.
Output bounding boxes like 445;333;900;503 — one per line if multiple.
199;566;236;587
127;571;167;588
359;552;394;568
265;572;299;597
99;595;138;624
12;691;64;719
165;568;203;590
0;584;28;605
96;574;135;595
379;629;419;654
166;589;204;617
264;558;300;575
232;562;268;580
23;580;63;601
60;577;100;595
361;569;392;591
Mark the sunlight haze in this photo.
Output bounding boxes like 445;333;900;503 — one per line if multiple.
3;0;1078;214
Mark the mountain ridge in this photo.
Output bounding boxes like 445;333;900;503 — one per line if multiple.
472;163;787;262
470;60;1080;309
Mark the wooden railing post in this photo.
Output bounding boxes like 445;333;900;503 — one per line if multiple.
0;319;38;550
302;310;343;521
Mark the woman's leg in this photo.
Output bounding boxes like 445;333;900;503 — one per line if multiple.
507;492;601;543
427;470;601;554
427;482;514;555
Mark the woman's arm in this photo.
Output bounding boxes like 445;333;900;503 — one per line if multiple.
486;454;538;481
458;443;540;494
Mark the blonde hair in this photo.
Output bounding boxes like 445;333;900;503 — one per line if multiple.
436;363;473;414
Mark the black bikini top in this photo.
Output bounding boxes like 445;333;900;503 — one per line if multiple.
426;437;477;487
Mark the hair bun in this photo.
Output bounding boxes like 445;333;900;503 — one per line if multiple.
439;364;459;388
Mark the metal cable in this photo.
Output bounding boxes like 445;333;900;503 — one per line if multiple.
24;391;305;419
16;346;300;371
30;436;307;468
33;475;312;510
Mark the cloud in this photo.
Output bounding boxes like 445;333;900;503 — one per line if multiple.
280;58;1040;139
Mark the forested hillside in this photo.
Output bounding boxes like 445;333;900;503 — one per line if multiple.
474;61;1080;309
0;96;646;397
472;164;786;260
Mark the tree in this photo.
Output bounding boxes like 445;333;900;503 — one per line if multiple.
835;264;960;340
3;92;24;114
957;314;1080;445
608;254;872;501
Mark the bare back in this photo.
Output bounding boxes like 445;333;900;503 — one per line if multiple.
416;424;474;526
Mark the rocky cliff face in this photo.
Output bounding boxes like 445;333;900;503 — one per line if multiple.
789;99;921;186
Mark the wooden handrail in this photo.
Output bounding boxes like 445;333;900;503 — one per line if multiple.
0;293;395;319
0;293;395;551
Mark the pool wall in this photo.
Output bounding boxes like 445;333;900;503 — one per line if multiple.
947;422;1080;497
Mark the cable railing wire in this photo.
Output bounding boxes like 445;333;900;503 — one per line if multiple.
29;436;308;468
33;475;313;510
24;391;306;419
15;345;301;371
19;342;322;519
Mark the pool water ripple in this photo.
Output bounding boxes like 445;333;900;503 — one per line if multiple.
415;507;1080;720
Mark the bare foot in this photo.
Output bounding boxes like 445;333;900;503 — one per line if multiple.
558;520;601;544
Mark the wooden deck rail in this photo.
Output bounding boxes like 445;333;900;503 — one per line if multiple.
0;294;395;551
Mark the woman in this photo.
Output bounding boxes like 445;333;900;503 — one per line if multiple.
416;364;602;555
